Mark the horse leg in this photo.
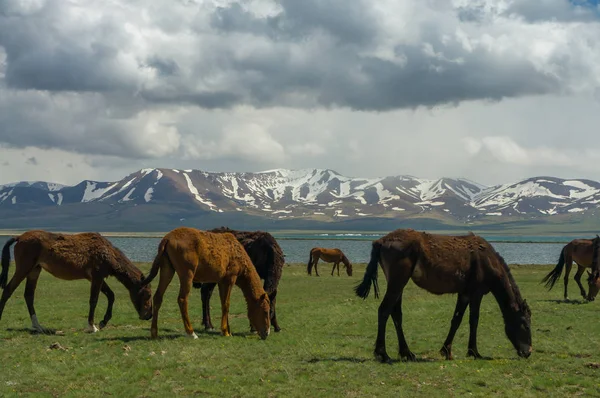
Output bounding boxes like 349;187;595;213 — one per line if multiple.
177;271;197;339
331;262;336;276
390;292;416;362
373;288;403;363
574;264;587;300
201;283;217;331
218;277;237;337
439;293;470;360
269;289;281;332
150;262;175;339
85;276;104;333
563;256;573;300
314;258;320;277
0;259;35;322
23;265;49;333
466;294;484;359
98;282;115;329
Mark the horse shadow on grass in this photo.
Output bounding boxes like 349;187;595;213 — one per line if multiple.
305;356;443;364
97;328;258;343
539;299;589;305
6;327;62;336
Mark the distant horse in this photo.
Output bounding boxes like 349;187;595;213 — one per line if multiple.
355;229;532;363
193;227;285;333
141;227;271;340
541;237;600;301
307;248;353;277
0;230;153;333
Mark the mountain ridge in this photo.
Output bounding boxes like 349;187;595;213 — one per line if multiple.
1;168;599;232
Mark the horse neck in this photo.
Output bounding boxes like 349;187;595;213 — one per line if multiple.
489;272;522;320
236;261;264;302
112;263;143;292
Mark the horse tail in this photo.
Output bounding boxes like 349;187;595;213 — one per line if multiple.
541;246;566;290
141;238;169;287
307;248;315;275
1;237;18;290
354;242;381;299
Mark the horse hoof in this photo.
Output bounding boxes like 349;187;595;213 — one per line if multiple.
99;321;107;329
374;353;392;364
85;324;99;333
186;332;198;339
274;327;282;333
439;346;453;360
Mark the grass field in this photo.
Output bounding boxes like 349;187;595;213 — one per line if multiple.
1;263;599;397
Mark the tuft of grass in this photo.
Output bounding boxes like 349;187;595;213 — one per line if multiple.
1;263;599;397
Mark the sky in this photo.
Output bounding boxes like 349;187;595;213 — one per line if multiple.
1;0;600;187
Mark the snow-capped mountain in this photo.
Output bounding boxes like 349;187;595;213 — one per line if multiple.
1;168;599;223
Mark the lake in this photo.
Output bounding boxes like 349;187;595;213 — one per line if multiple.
0;233;577;265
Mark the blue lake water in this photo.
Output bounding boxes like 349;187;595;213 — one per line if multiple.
0;233;575;265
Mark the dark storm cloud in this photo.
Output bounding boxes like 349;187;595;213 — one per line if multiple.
210;0;377;46
0;1;136;94
0;0;567;113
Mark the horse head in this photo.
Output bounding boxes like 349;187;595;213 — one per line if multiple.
504;299;532;358
342;255;353;276
587;270;600;302
247;292;271;340
131;275;153;320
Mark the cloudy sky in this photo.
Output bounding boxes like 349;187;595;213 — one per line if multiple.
1;0;600;187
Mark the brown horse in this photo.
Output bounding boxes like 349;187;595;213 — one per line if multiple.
307;247;353;276
355;229;532;363
0;230;153;333
541;237;600;301
141;227;271;340
194;227;285;333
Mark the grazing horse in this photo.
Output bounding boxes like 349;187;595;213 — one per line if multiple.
307;247;353;277
354;229;532;363
541;237;600;301
0;230;153;333
141;227;271;340
193;227;285;333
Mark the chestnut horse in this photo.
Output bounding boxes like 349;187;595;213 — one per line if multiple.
193;227;285;333
141;227;271;340
0;230;153;333
541;237;600;301
355;229;532;363
307;247;353;277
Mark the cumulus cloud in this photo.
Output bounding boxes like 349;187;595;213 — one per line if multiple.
1;0;600;185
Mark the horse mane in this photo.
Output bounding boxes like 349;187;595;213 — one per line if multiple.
102;237;144;284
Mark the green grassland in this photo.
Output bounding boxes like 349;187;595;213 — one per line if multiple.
1;263;599;397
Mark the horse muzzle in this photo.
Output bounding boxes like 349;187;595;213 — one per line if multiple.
517;346;532;358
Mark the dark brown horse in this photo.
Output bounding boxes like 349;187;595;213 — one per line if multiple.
192;227;285;333
141;227;271;340
355;229;532;363
307;247;353;276
0;230;153;333
541;237;600;301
